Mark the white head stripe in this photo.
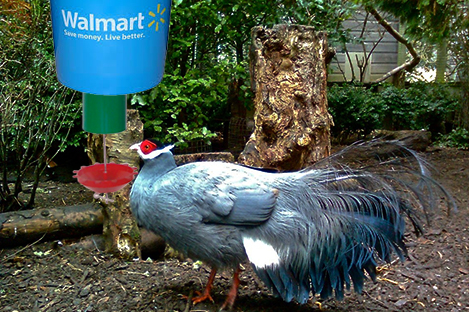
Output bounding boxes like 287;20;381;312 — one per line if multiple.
130;142;175;159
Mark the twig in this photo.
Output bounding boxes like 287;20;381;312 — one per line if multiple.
0;232;47;263
184;289;194;312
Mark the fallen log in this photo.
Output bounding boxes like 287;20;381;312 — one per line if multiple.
370;130;431;152
174;152;235;166
0;203;103;248
69;228;167;260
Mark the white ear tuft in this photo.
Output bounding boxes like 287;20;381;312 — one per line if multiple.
161;144;175;153
129;142;141;150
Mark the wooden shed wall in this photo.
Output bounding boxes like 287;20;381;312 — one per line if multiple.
328;11;401;82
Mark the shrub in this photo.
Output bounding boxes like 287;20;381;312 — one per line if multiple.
327;83;382;140
131;67;225;149
0;0;82;211
436;127;469;149
327;82;460;142
377;83;459;135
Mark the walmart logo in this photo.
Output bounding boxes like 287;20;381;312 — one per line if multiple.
61;4;168;32
148;4;166;31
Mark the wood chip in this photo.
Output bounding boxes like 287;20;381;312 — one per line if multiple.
459;268;469;275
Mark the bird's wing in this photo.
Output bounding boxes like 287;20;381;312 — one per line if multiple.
193;178;277;226
170;162;278;226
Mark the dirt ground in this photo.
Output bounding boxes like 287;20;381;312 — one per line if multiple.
1;146;468;312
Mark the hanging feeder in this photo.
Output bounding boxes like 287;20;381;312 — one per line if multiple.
73;163;138;194
48;0;172;197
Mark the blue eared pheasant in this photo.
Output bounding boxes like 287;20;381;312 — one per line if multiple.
129;139;453;309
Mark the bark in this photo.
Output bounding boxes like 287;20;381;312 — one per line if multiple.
0;203;103;248
239;24;332;171
435;40;448;83
87;109;144;260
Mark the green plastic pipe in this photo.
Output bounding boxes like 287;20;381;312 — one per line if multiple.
83;93;127;134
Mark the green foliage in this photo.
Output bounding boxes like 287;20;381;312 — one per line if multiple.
167;124;217;148
328;83;459;141
1;0;83;150
327;84;382;139
358;0;460;43
436;127;469;149
280;0;358;45
131;66;225;148
376;83;459;132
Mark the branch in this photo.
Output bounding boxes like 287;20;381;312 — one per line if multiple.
365;6;421;83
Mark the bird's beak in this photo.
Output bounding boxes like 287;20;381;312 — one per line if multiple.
129;142;140;151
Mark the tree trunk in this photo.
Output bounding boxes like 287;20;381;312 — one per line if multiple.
87;109;144;260
0;204;103;248
435;39;448;83
239;25;332;171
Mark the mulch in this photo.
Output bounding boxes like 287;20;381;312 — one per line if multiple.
1;147;468;312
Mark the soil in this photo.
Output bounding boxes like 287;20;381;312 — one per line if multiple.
1;147;469;312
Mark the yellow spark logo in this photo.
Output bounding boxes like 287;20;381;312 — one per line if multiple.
148;4;166;31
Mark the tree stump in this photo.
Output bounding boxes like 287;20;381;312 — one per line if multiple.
87;109;143;260
239;25;332;171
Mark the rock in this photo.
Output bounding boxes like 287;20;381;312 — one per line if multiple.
79;285;91;297
370;130;431;151
394;299;408;307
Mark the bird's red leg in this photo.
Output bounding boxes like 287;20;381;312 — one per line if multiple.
220;267;241;310
192;268;217;305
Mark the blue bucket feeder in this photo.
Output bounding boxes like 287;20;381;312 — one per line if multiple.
49;0;171;197
50;0;171;95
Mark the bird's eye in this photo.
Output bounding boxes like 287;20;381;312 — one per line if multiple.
140;140;157;155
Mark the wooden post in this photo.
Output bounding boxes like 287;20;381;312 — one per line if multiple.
87;109;143;259
239;25;332;171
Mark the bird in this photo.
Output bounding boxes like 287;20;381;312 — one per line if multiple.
129;139;454;309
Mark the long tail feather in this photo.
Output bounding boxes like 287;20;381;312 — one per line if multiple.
252;140;455;303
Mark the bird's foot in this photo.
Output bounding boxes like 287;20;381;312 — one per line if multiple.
314;301;322;310
187;290;214;305
184;268;217;306
93;193;114;204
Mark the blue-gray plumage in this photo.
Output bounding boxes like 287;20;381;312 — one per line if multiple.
129;139;454;309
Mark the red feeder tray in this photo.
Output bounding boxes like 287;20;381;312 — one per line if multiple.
73;163;138;194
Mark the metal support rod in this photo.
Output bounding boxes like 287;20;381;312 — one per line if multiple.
103;134;107;173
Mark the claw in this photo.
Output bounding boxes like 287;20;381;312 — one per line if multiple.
187;268;217;306
192;289;215;304
185;266;241;310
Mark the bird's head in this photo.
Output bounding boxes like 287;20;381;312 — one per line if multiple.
129;139;174;160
